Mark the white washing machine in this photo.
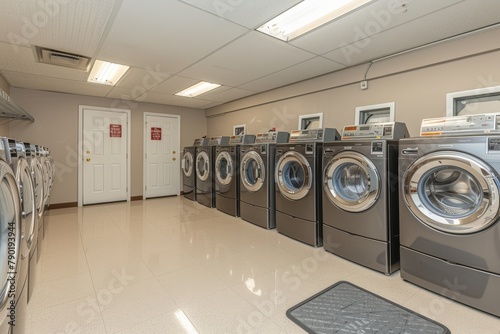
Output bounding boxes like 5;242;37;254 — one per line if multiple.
239;131;289;229
274;128;340;247
24;142;43;303
196;136;229;208
322;123;408;274
215;134;256;217
399;114;500;317
1;138;30;334
0;139;23;334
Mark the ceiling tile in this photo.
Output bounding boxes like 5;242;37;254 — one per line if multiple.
202;87;257;103
150;76;201;95
181;0;301;29
179;31;317;87
138;91;210;109
239;57;345;92
323;0;500;66
115;67;170;90
289;0;463;57
97;0;249;73
0;0;118;57
3;71;113;97
0;43;87;81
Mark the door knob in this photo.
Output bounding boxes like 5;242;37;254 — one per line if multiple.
86;150;91;154
173;157;176;161
173;151;176;154
86;158;91;162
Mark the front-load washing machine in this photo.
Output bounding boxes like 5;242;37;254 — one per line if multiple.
196;136;229;208
1;138;31;333
24;143;43;303
182;142;198;201
0;139;22;334
239;131;289;229
322;122;409;274
275;128;340;247
215;134;256;217
399;114;500;317
34;145;45;260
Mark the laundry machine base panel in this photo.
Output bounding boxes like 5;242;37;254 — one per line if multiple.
183;188;196;201
400;246;500;318
276;211;321;247
196;192;214;208
216;194;238;217
323;225;399;274
240;201;275;229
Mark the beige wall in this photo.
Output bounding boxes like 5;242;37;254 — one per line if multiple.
8;88;206;205
0;73;11;136
206;27;500;137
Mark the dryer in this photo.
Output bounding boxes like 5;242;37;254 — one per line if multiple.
1;138;31;334
399;114;500;317
239;131;289;229
275;128;340;247
195;136;229;208
181;142;199;201
215;134;256;217
0;139;22;334
322;122;408;274
24;143;43;304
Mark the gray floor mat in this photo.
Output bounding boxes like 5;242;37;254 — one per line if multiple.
286;281;450;334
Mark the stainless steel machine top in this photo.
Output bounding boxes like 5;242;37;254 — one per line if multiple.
254;131;289;143
420;113;500;136
289;128;340;143
207;136;230;146
342;122;409;140
193;138;209;146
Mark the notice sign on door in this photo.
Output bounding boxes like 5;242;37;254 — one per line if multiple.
110;124;122;138
151;127;162;140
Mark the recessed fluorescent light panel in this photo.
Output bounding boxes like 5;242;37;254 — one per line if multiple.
175;81;221;97
87;60;130;85
257;0;372;41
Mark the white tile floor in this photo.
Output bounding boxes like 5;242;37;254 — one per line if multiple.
25;196;500;333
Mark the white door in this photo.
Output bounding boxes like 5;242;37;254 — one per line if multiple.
82;108;128;205
144;114;180;198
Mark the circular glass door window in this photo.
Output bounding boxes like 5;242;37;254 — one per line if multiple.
196;151;210;181
182;151;193;177
240;151;265;192
276;152;311;200
216;151;232;186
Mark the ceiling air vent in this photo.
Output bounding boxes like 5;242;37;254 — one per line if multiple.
33;46;91;71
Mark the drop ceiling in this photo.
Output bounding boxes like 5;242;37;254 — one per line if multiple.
1;0;499;110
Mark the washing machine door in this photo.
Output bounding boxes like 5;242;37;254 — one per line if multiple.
403;151;500;234
276;151;312;200
31;158;45;220
324;151;380;212
16;158;36;252
215;151;233;186
196;150;210;182
0;160;21;326
240;150;265;192
182;151;194;178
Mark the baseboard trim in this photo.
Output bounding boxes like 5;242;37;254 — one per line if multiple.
131;196;143;201
48;202;78;210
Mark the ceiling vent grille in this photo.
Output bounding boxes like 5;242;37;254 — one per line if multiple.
33;46;91;71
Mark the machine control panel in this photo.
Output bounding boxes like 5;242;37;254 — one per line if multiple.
420;113;500;136
193;138;209;146
228;134;256;145
289;128;340;143
342;122;409;140
254;131;289;144
207;136;230;146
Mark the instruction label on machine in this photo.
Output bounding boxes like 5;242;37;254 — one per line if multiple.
110;124;122;138
151;127;162;140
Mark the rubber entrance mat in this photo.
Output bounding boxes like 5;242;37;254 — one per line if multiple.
286;281;450;334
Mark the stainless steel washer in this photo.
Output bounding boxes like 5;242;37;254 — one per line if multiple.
215;135;255;217
239;131;289;229
399;115;500;317
181;144;198;201
322;122;408;274
275;128;340;247
0;139;22;334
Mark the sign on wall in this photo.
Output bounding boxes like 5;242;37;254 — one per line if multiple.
110;124;122;138
151;127;162;140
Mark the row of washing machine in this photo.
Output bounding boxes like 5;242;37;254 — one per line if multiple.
182;115;500;318
0;138;54;334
